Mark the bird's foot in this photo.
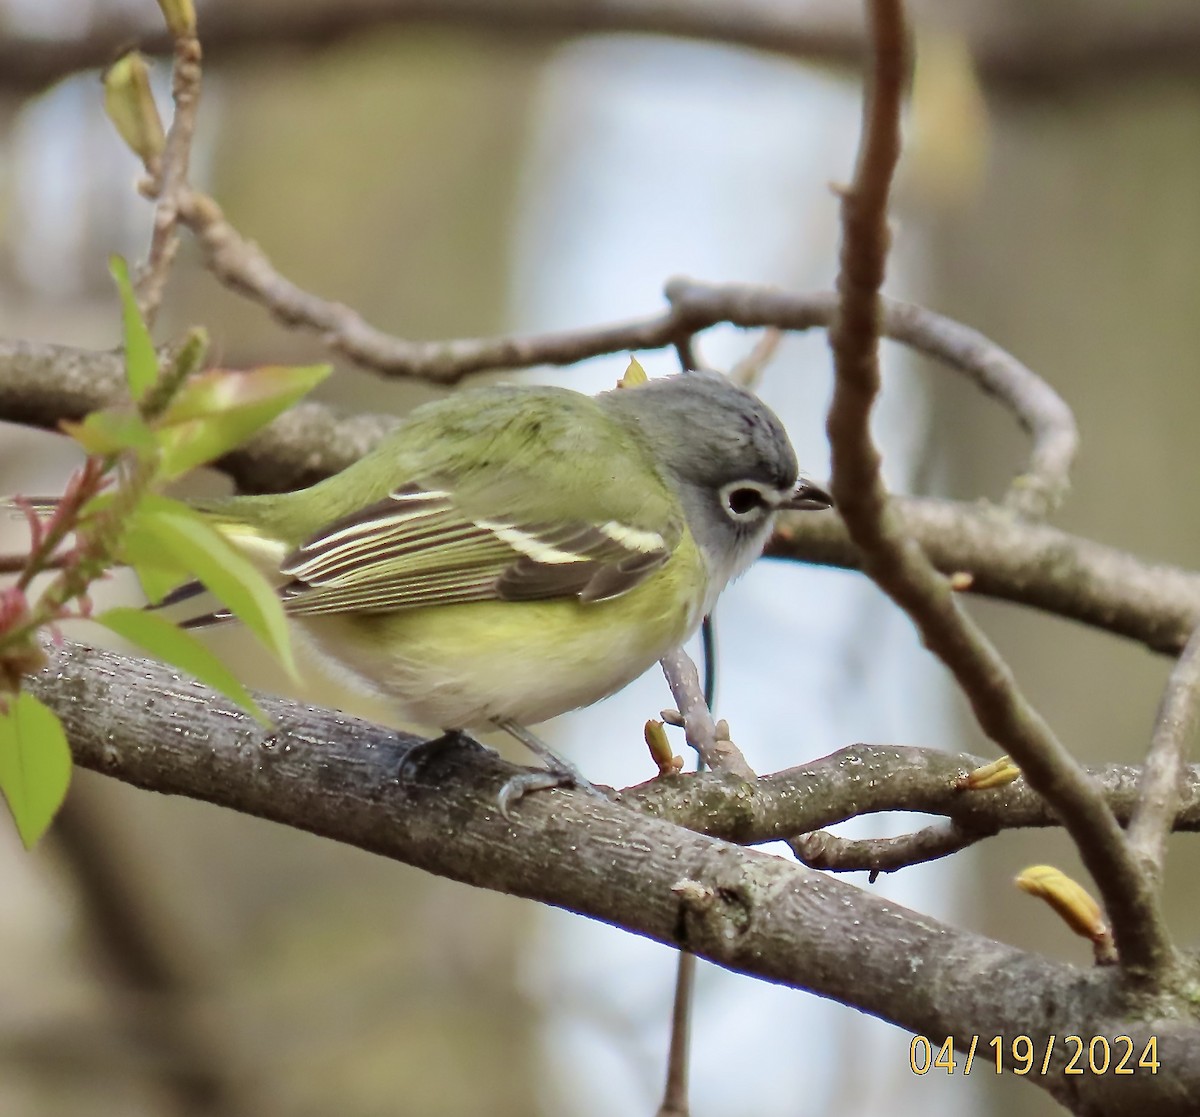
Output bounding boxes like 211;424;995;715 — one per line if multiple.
493;718;606;820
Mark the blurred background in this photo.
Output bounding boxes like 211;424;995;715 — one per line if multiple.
1;1;1199;1115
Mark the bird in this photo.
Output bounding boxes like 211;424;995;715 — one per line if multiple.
163;370;832;803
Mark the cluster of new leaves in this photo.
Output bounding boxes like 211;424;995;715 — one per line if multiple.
0;257;329;847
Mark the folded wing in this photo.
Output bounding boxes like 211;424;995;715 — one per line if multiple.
275;482;674;616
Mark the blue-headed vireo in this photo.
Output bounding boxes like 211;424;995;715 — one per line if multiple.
173;371;831;794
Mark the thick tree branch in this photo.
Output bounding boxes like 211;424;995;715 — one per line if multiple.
3;341;1196;657
769;497;1200;656
26;639;1200;1115
0;337;398;491
5;0;1200;98
0;0;862;97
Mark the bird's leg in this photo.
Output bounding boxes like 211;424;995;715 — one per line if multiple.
492;718;603;818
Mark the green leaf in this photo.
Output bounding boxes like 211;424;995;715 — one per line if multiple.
154;364;332;480
96;607;268;725
128;563;189;607
120;510;194;603
0;692;72;849
110;255;157;402
122;494;297;678
61;407;157;456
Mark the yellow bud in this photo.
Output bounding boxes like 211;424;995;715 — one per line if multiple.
644;719;683;776
957;755;1021;791
1015;865;1108;942
948;571;974;591
103;53;165;164
617;356;649;388
157;0;196;36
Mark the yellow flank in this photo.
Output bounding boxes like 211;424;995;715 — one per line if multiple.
295;529;708;729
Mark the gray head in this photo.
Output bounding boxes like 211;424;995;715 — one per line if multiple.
600;372;831;594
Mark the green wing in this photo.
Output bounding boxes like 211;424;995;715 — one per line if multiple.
175;385;682;626
276;481;676;616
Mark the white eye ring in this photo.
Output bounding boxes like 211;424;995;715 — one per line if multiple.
720;481;775;522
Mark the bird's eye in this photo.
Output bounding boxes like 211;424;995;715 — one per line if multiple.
724;485;769;519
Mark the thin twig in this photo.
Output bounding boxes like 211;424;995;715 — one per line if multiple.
0;552;69;576
657;951;695;1117
113;113;1083;512
728;328;783;389
1127;624;1200;882
137;30;203;325
664;282;1077;518
792;820;993;875
659;648;754;779
175;200;1081;510
825;0;1174;979
179;187;677;375
622;745;1200;848
672;331;701;373
658;650;820;889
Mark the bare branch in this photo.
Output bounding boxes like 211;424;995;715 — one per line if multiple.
3;342;1193;658
656;951;695;1117
624;744;1200;848
868;298;1077;519
170;228;1082;510
792;821;991;875
136;27;204;324
197;254;1081;510
823;0;1174;979
769;496;1200;657
1127;625;1200;882
29;637;1200;1116
5;0;1200;100
727;328;783;389
664;281;1077;519
0;273;1075;512
659;648;754;779
182;189;680;377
